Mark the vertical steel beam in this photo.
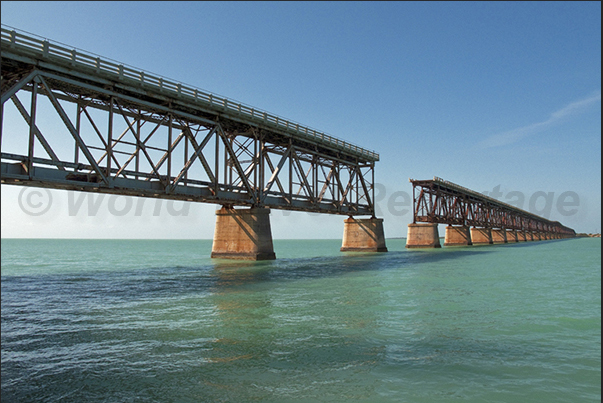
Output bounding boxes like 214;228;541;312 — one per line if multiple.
167;114;172;181
289;142;293;203
75;97;81;166
27;79;38;177
184;130;188;186
258;135;264;205
214;129;219;195
0;95;3;149
371;164;375;217
136;110;141;180
107;97;113;176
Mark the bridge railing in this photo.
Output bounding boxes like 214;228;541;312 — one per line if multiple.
1;25;379;162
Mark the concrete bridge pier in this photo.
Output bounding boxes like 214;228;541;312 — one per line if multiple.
492;229;508;244
471;227;493;245
506;229;518;243
533;232;541;241
444;225;472;246
517;230;527;241
406;223;441;248
211;206;276;260
341;217;388;252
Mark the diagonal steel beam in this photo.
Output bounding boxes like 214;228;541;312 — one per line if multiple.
339;168;356;208
112;113;148;178
261;145;291;202
218;126;255;198
1;69;39;105
356;166;373;213
183;125;217;182
262;151;288;203
168;125;217;193
149;129;186;179
11;95;65;171
116;104;166;186
292;153;314;202
37;75;109;185
317;165;334;203
80;105;124;174
331;165;346;210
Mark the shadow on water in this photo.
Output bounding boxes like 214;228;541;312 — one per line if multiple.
2;245;496;302
206;246;494;292
181;238;577;294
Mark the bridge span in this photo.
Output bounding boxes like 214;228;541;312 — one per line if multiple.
407;177;576;248
1;26;386;259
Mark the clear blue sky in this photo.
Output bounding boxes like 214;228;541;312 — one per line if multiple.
1;1;601;238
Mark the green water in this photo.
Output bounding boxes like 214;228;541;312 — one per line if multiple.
1;238;600;402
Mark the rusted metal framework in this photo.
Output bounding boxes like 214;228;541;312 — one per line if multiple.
411;177;575;237
1;26;378;216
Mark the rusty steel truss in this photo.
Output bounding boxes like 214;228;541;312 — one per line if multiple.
411;177;575;237
1;26;379;216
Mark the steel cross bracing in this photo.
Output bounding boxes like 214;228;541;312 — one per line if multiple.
1;26;378;216
410;177;576;237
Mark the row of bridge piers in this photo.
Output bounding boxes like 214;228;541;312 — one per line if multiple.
406;223;574;248
209;207;575;260
210;207;388;260
209;207;574;261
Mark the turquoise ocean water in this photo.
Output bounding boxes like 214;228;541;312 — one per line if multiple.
1;238;600;402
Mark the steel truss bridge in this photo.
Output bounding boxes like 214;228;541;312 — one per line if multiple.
1;26;379;216
410;177;576;237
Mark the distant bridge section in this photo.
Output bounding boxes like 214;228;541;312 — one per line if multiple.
407;177;575;248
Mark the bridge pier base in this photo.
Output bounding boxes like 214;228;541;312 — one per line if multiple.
406;224;441;248
471;227;493;245
492;229;508;244
211;207;276;260
341;217;388;252
444;225;472;246
506;229;518;243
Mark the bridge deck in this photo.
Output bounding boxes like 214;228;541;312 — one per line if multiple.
1;25;378;163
